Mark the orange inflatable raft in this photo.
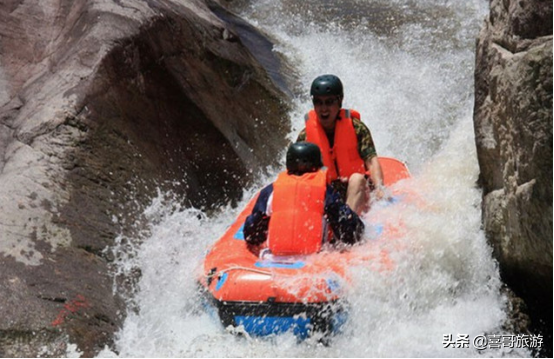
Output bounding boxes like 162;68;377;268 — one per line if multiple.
198;157;411;338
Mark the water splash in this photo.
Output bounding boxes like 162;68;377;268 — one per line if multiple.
100;0;534;357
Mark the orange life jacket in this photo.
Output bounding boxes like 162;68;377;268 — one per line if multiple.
305;109;366;182
268;170;327;256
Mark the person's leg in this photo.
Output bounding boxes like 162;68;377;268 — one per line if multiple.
346;173;370;215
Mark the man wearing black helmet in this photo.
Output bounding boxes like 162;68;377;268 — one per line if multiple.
244;142;364;251
296;74;385;215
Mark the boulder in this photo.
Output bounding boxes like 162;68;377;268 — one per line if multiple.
473;0;552;347
0;0;290;355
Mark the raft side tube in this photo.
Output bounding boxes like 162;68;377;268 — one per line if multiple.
202;290;348;339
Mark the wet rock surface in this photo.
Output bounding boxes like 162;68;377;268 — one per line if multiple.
0;0;290;355
474;0;552;355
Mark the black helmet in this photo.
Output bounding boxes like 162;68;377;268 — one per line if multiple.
310;74;343;97
286;142;323;175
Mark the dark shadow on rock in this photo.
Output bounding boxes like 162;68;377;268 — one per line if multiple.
0;0;292;355
473;0;552;356
207;0;295;98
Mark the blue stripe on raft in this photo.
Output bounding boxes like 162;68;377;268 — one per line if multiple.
234;315;312;339
234;224;245;240
331;310;348;333
215;272;228;291
373;224;384;236
384;195;402;206
376;195;403;209
326;278;341;293
255;261;305;269
389;195;400;203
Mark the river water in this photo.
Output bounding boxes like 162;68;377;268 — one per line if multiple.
98;0;534;357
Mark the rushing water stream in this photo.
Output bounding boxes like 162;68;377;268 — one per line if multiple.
98;0;535;357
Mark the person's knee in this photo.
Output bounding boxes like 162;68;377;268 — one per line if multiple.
348;173;367;191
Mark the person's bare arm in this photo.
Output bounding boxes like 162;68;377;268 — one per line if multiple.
366;156;385;199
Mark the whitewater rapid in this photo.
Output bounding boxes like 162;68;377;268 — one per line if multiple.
98;0;533;357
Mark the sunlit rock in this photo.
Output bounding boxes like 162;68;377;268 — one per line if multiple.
0;0;290;355
473;0;552;339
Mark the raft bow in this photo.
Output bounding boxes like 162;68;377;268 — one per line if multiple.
198;157;411;339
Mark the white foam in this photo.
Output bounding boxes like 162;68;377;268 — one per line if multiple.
102;0;532;357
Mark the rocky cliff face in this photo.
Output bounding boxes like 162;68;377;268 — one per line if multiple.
474;0;552;346
0;0;290;355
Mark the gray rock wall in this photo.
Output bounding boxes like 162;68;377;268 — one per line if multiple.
0;0;290;355
473;0;552;342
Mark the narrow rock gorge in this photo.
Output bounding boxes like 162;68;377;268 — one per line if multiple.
0;0;290;355
1;0;552;356
474;0;552;353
